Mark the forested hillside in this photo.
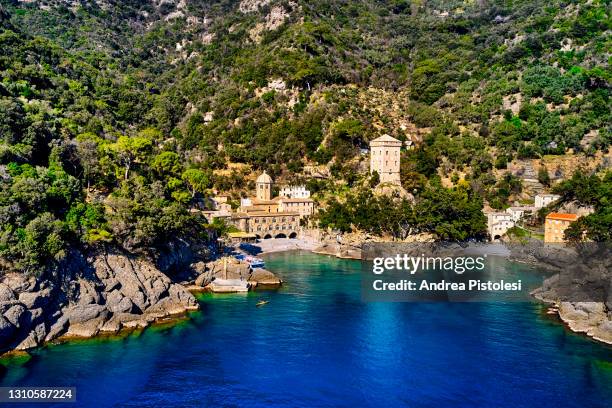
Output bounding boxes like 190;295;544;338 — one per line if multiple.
0;0;610;274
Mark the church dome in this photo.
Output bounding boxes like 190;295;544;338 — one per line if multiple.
256;171;273;184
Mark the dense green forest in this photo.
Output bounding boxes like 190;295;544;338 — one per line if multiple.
0;0;610;275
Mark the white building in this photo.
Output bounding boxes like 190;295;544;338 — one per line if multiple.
279;185;311;199
505;206;535;222
535;194;560;209
487;212;515;241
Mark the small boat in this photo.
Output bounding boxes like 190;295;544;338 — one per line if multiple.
256;300;269;307
245;256;265;268
207;279;249;293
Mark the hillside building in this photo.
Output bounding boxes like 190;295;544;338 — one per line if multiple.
535;194;560;209
226;171;316;239
279;185;311;199
544;213;578;243
370;134;402;185
487;212;515;241
506;206;535;222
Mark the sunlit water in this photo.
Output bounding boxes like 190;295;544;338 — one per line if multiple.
1;251;611;407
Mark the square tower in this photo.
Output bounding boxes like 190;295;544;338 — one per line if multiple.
370;134;402;185
256;171;273;201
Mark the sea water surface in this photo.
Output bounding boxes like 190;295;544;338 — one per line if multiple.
1;251;611;407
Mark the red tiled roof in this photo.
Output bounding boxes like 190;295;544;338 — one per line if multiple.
546;213;579;221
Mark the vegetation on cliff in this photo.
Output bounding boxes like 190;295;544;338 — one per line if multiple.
0;0;610;273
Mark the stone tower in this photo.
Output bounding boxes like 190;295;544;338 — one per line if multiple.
370;134;402;185
256;171;273;201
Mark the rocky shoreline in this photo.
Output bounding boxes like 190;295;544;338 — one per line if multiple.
508;240;612;345
1;249;283;357
0;250;199;356
2;235;609;356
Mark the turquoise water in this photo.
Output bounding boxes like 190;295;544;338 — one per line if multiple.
1;251;611;407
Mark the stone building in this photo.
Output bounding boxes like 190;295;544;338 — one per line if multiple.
370;134;402;185
544;213;578;243
226;171;316;238
239;172;315;216
210;195;232;213
230;211;301;239
256;171;273;201
278;198;315;217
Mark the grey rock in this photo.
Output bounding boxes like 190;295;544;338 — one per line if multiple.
1;273;30;292
4;304;27;328
168;285;197;308
65;315;107;338
191;261;207;275
108;295;134;314
194;272;209;287
15;331;39;350
3;250;201;353
249;268;282;285
0;283;15;303
76;279;101;305
66;304;107;324
575;302;605;315
103;278;121;292
45;316;69;341
17;322;47;349
599;320;612;333
18;287;52;309
29;307;44;322
105;289;124;308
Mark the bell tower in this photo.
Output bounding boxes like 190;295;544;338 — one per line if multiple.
256;171;273;201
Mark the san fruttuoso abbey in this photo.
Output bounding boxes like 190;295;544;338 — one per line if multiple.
369;134;402;185
204;171;315;240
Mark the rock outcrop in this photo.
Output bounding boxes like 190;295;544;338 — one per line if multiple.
519;240;612;345
0;250;198;355
190;257;282;289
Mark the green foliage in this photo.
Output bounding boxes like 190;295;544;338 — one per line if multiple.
0;0;610;273
537;166;551;186
182;168;212;198
414;184;487;241
521;65;584;104
318;184;486;241
152;151;182;177
554;171;612;242
110;136;153;180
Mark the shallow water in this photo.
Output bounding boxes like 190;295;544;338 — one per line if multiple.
1;251;611;407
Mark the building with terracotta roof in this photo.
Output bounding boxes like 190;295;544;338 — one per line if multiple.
544;213;579;243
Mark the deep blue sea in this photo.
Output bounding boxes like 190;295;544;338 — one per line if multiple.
1;251;611;407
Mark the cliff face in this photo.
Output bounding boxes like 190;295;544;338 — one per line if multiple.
0;250;198;354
